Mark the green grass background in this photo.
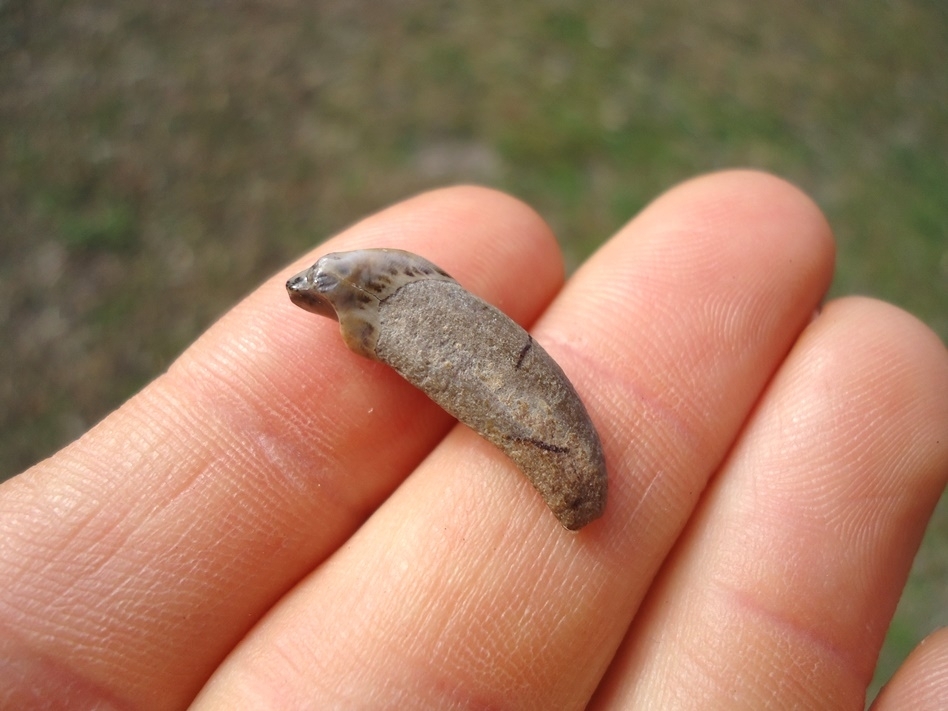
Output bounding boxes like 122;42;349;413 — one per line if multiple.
1;0;946;701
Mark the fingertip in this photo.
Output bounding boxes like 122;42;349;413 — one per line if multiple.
316;184;563;303
872;627;948;710
645;169;835;270
810;296;948;484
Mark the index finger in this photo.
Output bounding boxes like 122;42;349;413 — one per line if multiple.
0;187;562;709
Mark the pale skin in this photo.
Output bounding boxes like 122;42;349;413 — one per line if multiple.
1;171;947;710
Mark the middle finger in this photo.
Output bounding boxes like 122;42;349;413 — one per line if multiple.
196;171;835;708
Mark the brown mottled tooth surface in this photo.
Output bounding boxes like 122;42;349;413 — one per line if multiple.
286;248;607;530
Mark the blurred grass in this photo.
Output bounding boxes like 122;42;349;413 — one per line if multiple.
1;0;946;702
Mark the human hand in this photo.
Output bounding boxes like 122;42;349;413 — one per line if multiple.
2;172;946;710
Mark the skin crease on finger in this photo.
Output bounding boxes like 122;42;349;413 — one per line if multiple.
190;172;858;709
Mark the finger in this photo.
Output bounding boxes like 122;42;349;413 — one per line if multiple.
872;627;948;710
195;170;836;709
594;299;948;708
0;187;562;709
